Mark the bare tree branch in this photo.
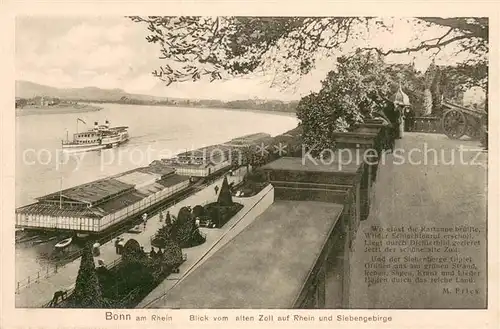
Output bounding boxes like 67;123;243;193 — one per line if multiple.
363;34;478;56
129;16;488;88
417;17;488;39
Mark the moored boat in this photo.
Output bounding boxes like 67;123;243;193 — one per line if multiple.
55;237;73;249
128;225;142;234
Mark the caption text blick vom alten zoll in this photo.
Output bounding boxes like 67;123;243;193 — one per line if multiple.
105;312;392;323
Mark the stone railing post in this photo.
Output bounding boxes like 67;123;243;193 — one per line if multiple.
331;131;379;222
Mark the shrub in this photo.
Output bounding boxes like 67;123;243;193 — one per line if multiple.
175;217;195;247
170;206;206;248
217;176;233;206
151;235;168;249
244;170;266;183
204;202;243;228
162;238;183;267
177;206;192;223
192;205;205;218
70;243;109;308
151;221;176;249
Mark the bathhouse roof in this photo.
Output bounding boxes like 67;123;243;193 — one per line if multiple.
37;178;134;205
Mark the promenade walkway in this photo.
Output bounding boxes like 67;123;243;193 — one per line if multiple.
16;168;247;308
346;132;487;309
137;184;274;308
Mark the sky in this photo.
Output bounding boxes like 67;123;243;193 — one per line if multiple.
15;16;477;101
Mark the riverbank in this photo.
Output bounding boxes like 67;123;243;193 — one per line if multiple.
16;104;103;116
80;101;297;116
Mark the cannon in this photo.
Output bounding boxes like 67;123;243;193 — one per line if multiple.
441;100;487;140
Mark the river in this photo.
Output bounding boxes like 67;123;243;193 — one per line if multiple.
15;103;299;279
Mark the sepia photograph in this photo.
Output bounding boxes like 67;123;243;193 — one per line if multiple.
6;9;494;324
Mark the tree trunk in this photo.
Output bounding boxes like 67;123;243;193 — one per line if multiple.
431;67;442;114
423;88;433;116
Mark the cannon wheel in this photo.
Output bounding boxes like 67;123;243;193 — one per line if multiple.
442;109;467;140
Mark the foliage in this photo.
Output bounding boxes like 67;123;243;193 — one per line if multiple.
169;206;206;248
441;62;488;91
122;239;145;264
175;216;196;247
296;51;395;152
430;67;443;112
422;88;433;116
249;151;269;168
96;251;161;306
205;205;221;225
481;130;488;149
204;202;244;228
162;238;183;267
244;170;267;183
238;181;267;197
439;62;489;112
192;205;205;218
67;238;184;308
151;224;172;249
130;16;487;87
242;126;303;168
176;206;192;223
115;262;155;296
217;176;233;206
383;63;426;111
240;170;268;196
71;243;108;308
129;16;362;86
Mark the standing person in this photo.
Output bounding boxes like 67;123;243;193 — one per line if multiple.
378;108;393;152
214;185;219;195
165;211;171;226
117;238;125;254
404;106;414;132
378;103;397;152
393;104;403;139
390;83;411;140
114;238;120;254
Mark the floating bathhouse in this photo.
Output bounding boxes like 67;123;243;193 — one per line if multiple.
15;164;190;233
160;145;232;177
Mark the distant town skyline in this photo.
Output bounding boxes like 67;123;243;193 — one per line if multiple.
16;16;474;101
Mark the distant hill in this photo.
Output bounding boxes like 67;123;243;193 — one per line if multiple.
15;80;170;102
15;80;298;113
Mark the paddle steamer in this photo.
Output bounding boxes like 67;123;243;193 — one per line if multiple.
61;119;129;153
